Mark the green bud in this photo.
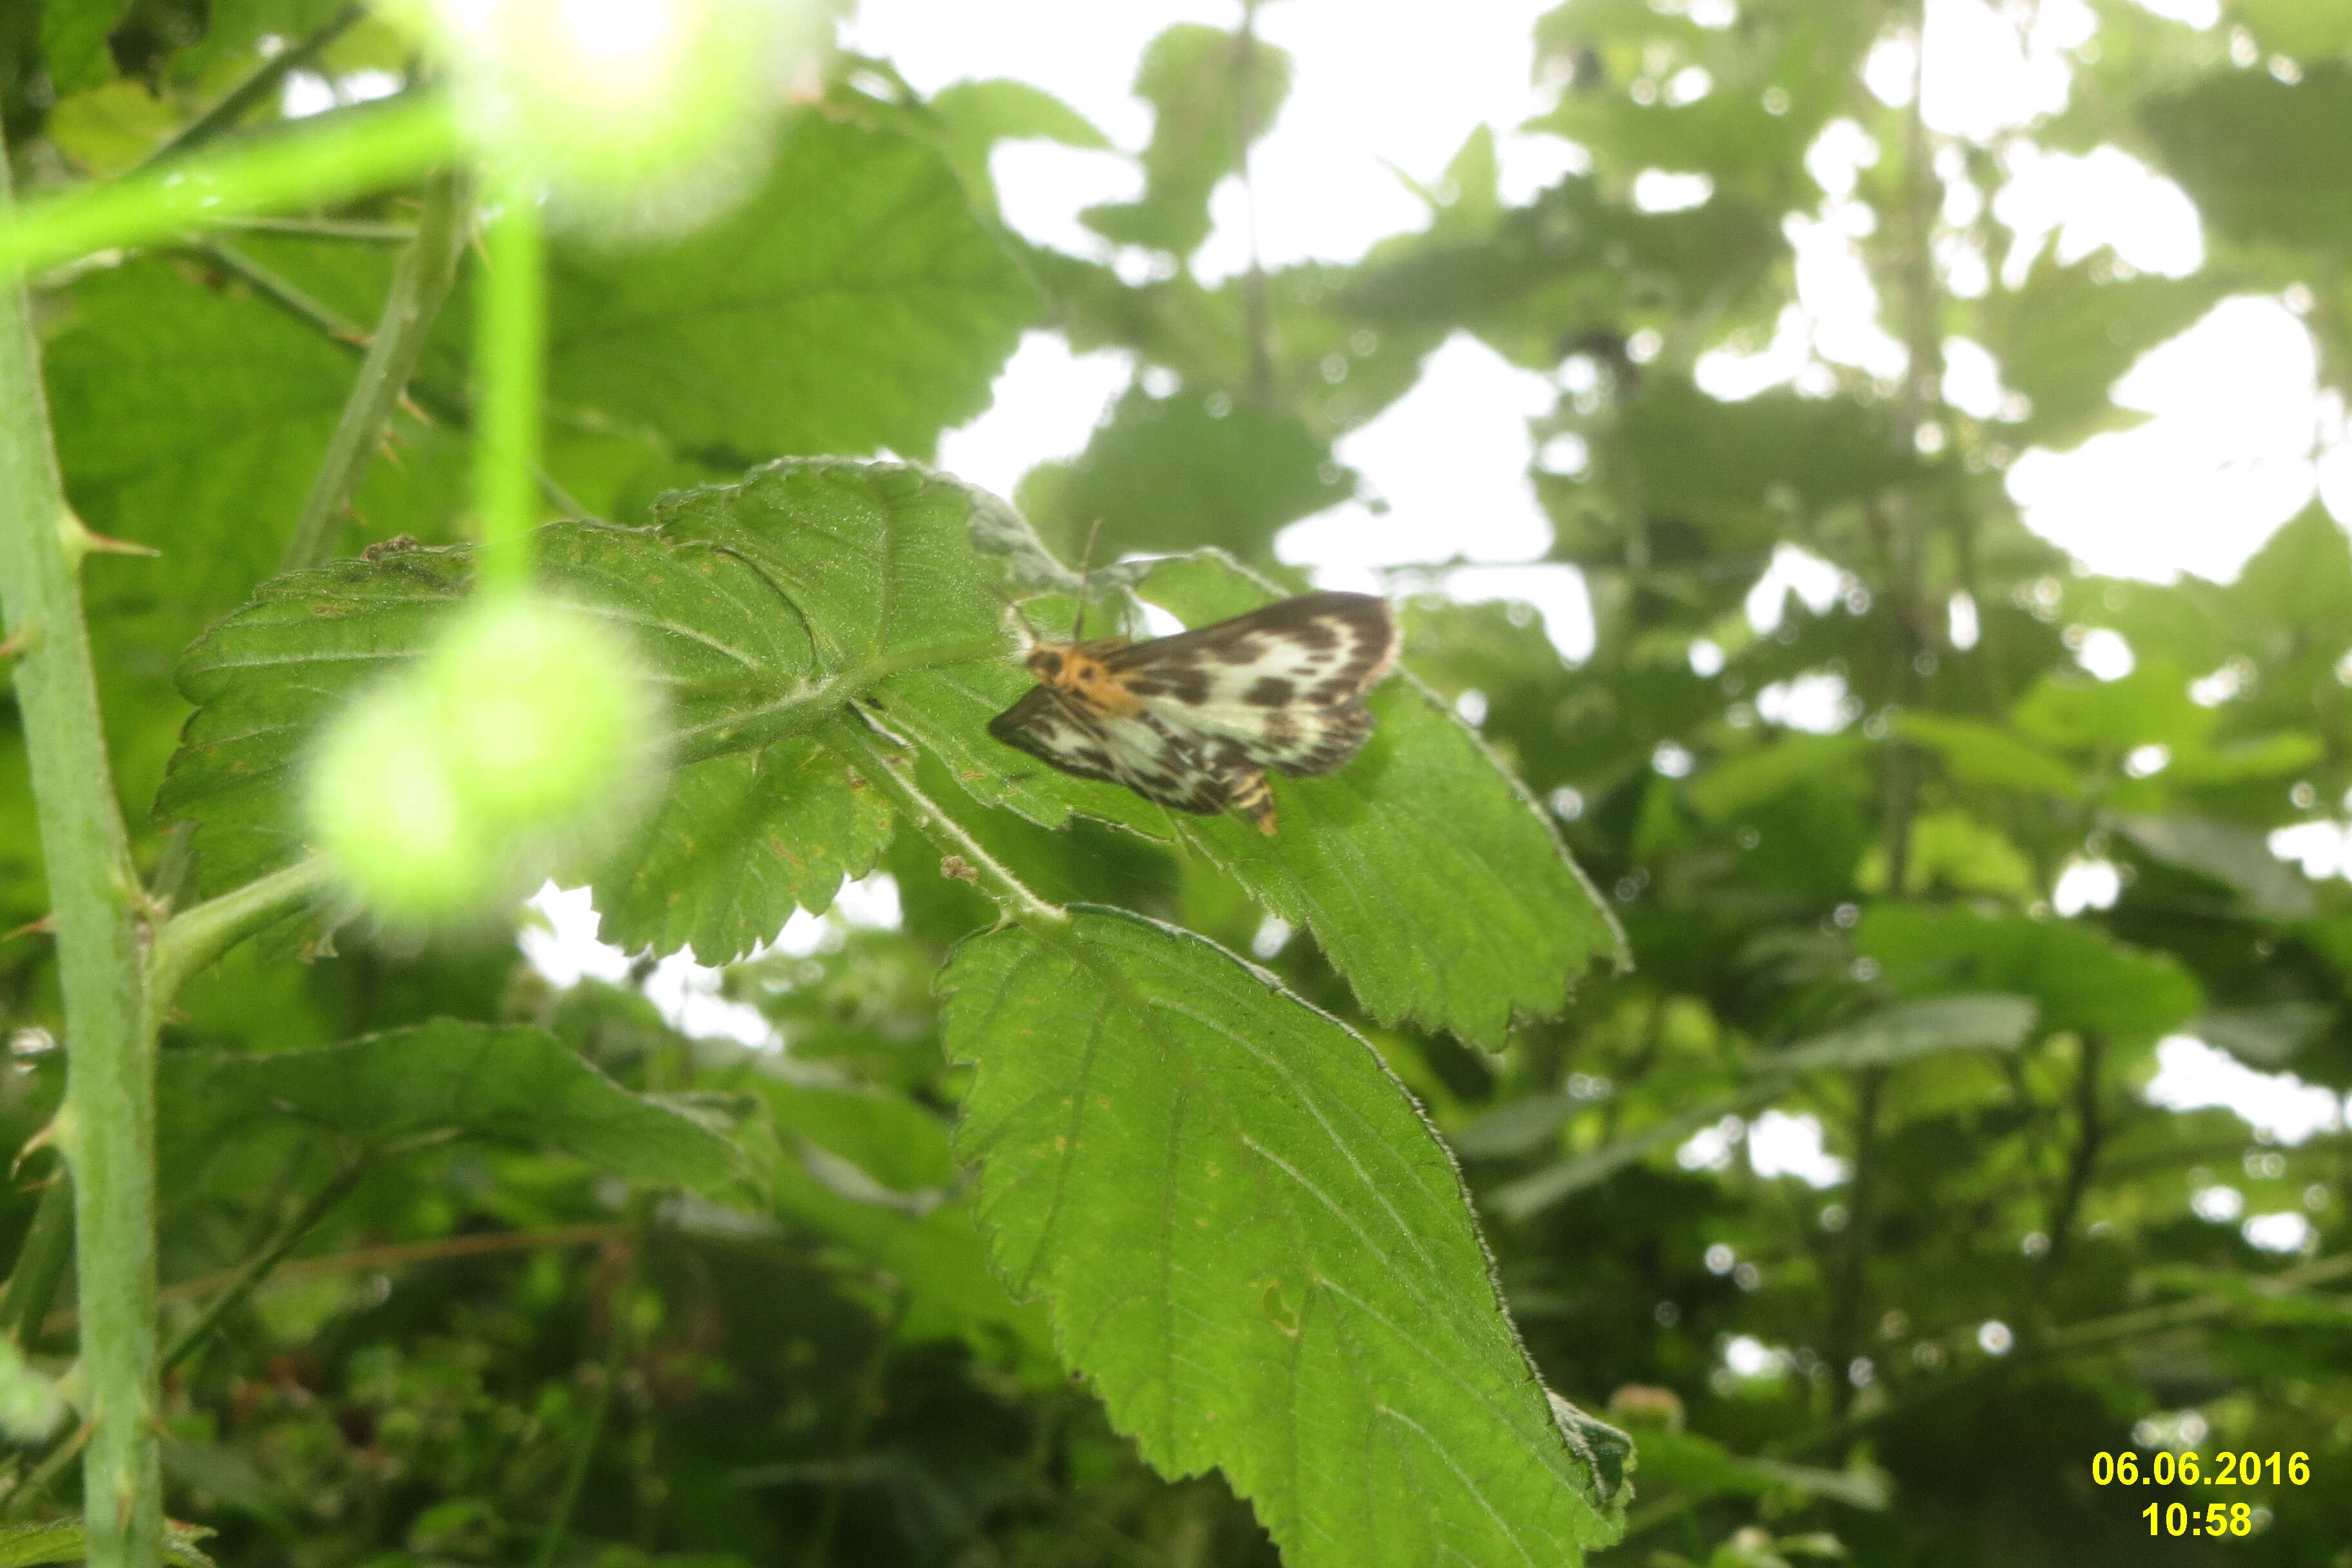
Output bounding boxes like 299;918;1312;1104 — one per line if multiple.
416;594;660;832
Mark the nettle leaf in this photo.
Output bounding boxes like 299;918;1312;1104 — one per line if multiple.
546;114;1041;464
1132;553;1623;1046
157;520;887;954
171;1020;745;1191
939;908;1629;1565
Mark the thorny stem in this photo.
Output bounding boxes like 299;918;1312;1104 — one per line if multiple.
282;174;471;570
205;237;592;522
0;121;162;1568
142;857;335;1041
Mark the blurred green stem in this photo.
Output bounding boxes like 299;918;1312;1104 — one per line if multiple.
473;165;547;593
0;96;458;282
0;1176;76;1349
157;1156;369;1377
0;121;163;1568
282;173;471;570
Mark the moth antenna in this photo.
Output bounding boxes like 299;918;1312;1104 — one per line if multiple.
982;579;1046;648
1070;518;1103;641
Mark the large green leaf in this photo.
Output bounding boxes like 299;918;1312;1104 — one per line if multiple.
545;113;1042;464
938;908;1629;1565
1134;553;1623;1046
166;1020;746;1191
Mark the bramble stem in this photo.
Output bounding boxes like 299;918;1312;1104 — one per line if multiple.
0;122;163;1568
282;173;470;571
142;855;335;1041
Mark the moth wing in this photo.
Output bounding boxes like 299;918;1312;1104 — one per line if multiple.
987;686;1239;816
1106;591;1399;776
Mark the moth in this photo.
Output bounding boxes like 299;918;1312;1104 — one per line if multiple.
987;589;1400;834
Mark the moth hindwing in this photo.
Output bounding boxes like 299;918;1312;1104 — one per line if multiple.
986;590;1400;834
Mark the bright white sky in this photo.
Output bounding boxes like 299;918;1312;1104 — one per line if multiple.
511;0;2347;1193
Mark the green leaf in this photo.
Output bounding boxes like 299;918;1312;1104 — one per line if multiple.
2110;814;2315;918
939;908;1628;1564
1687;732;1868;819
48;253;471;811
40;0;127;97
1856;905;2201;1041
1136;553;1623;1047
1977;250;2223;449
1081;23;1291;256
1764;994;2039;1071
174;1019;745;1191
1015;384;1355;564
546;113;1041;464
929;77;1112;220
1894;712;2082;797
593;736;895;961
2143;62;2352;253
1493;994;2033;1215
0;1519;217;1568
2011;660;2215;758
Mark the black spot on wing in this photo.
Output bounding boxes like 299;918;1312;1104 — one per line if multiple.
1244;676;1293;707
1257;702;1377;776
1123;665;1212;705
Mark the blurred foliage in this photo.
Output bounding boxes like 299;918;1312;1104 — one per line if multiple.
4;0;2352;1563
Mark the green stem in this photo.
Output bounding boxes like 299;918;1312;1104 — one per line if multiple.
0;1176;75;1348
158;1158;368;1377
138;3;367;169
143;858;335;1041
211;216;420;244
282;173;471;571
0;124;163;1568
473;166;547;594
832;721;1068;928
0;95;459;282
533;1330;625;1568
195;238;369;346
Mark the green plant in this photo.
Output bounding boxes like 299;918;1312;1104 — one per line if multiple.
1;1;2349;1565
